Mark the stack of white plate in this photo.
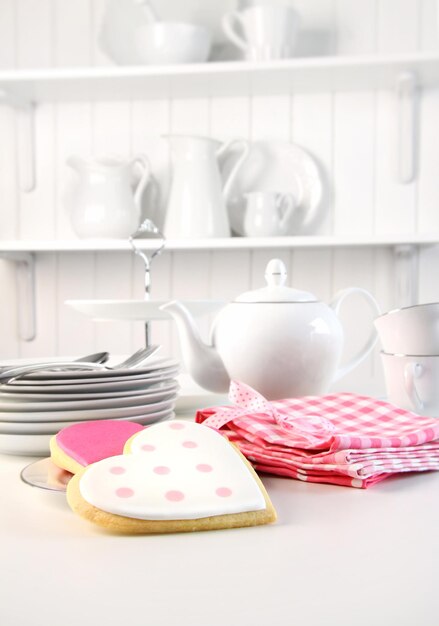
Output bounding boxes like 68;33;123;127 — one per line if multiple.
0;357;179;456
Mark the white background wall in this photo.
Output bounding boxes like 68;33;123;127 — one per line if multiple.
0;0;439;398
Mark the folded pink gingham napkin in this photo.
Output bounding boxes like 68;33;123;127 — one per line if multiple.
195;381;439;488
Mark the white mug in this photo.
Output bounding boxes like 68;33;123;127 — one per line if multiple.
222;5;301;61
243;191;297;237
381;352;439;417
375;302;439;355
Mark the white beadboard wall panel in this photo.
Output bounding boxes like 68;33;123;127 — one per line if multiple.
18;104;56;240
377;0;419;53
91;101;131;156
333;92;375;237
374;90;417;235
149;250;175;356
170;98;210;136
170;250;213;363
291;92;333;235
418;245;439;303
148;252;173;358
131;99;171;229
335;0;377;55
292;0;335;57
209;98;250;141
16;0;53;69
210;250;251;302
19;253;57;359
0;0;16;69
290;249;333;302
0;261;19;357
94;251;133;354
0;105;18;238
55;103;93;239
53;0;92;67
56;252;96;356
419;0;439;50
90;0;111;67
250;95;292;142
417;88;439;234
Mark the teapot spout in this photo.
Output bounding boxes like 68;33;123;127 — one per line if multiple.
160;300;230;393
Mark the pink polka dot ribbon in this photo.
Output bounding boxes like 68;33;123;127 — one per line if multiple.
204;380;335;446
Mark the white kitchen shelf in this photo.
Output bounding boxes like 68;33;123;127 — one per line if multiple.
0;52;438;102
0;234;437;253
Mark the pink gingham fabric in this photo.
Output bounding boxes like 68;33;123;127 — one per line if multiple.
195;381;439;488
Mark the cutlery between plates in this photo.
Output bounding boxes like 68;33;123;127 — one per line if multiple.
0;346;161;385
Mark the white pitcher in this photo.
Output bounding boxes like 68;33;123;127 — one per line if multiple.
66;155;151;238
163;135;250;238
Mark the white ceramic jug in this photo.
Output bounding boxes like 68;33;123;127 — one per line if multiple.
67;155;151;238
163;135;250;238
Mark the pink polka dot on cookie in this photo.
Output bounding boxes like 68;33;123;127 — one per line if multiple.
169;422;185;430
109;466;126;475
141;444;156;452
154;465;170;475
196;464;212;472
182;440;197;448
115;487;134;498
216;487;232;497
165;490;185;502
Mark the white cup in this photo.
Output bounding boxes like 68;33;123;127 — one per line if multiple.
381;352;439;417
375;302;439;355
243;191;297;237
222;5;301;61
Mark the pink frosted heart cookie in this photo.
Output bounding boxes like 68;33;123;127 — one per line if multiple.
50;420;144;475
67;419;277;533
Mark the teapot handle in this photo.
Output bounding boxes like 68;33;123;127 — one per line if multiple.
131;154;152;209
217;139;250;202
330;287;381;382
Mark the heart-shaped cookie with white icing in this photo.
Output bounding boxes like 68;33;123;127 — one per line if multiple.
66;419;276;533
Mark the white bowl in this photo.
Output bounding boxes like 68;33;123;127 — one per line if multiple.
100;19;212;66
133;22;212;65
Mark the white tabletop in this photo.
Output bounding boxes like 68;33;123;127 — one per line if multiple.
1;448;439;626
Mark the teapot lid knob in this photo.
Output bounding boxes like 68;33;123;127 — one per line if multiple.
265;259;287;287
234;257;317;303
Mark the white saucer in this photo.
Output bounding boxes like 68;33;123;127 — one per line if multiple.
0;394;177;423
0;388;178;415
0;407;175;436
227;141;323;236
0;379;178;402
66;300;225;322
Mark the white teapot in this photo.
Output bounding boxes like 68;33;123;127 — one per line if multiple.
162;259;381;399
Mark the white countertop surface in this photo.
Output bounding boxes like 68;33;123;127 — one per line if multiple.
1;445;439;626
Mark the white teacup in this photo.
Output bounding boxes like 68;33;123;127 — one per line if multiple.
381;352;439;417
375;302;439;355
222;5;301;62
243;191;297;237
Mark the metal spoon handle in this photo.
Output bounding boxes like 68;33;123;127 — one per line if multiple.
0;361;106;384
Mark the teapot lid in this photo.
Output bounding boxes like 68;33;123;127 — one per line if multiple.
235;259;317;303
